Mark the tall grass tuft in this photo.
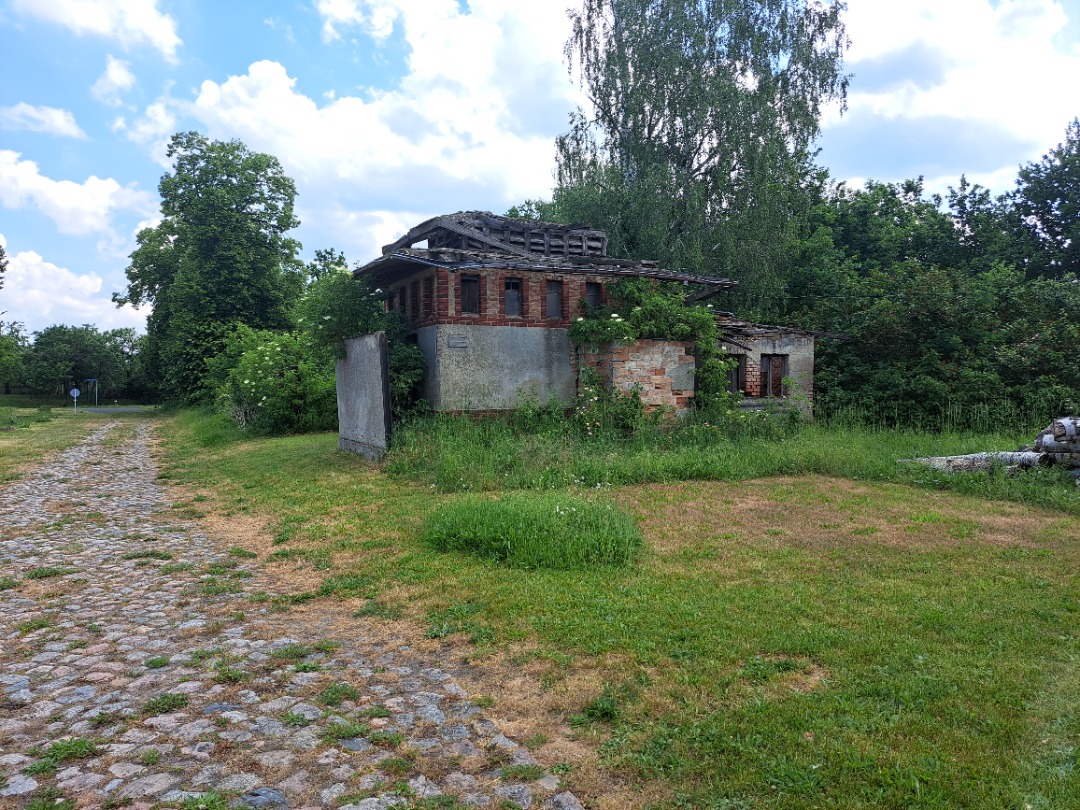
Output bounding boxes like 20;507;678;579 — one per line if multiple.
421;492;642;569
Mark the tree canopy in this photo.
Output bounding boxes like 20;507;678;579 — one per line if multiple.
553;0;849;307
117;132;303;401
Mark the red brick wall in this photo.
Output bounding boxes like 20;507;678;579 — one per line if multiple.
576;339;696;412
387;267;610;329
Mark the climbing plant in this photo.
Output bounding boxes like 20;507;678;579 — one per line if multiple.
568;278;735;409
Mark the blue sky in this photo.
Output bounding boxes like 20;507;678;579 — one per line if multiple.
1;0;1079;335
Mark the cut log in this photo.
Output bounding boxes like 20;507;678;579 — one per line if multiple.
1052;417;1080;442
902;451;1046;473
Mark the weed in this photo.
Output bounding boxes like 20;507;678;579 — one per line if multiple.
421;493;642;569
381;754;414;775
211;660;249;684
140;748;160;766
281;711;311;727
357;704;391;719
353;599;403;619
320;719;370;740
500;764;544;781
121;550;173;561
144;656;170;669
203;560;239;574
524;733;547;749
180;792;228;810
201;577;242;595
0;576;17;590
369;731;404;748
142;693;188;715
89;711;123;729
26;788;75;810
269;643;312;661
294;662;321;673
23;738;97;775
159;562;196;574
313;639;340;653
227;546;258;558
18;617;53;634
318;573;374;597
319;682;360;706
573;684;622;724
24;566;73;580
86;623;103;634
473;695;495;709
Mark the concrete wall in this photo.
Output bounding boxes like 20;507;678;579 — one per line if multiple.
720;333;815;405
335;332;392;459
418;323;576;411
577;339;697;413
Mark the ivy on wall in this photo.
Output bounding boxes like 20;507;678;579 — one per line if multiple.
568;278;735;408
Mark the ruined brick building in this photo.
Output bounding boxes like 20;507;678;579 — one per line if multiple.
352;211;816;412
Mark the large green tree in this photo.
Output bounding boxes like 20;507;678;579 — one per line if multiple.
25;325;125;398
553;0;849;312
117;132;303;401
1011;118;1080;279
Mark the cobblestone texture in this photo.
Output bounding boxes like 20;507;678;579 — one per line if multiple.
0;421;583;809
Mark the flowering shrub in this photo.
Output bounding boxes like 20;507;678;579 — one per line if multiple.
215;330;336;435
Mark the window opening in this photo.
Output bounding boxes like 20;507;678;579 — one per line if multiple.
460;275;480;315
546;280;563;320
585;281;601;309
760;354;788;397
505;277;522;317
727;354;747;394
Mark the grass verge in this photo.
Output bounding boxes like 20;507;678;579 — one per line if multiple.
156;409;1080;808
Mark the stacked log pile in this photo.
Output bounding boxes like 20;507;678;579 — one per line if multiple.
906;417;1080;485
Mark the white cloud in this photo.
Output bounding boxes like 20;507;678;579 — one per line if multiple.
0;246;148;333
0;103;86;139
831;0;1080;150
114;97;177;166
12;0;181;63
91;55;137;106
0;150;157;237
315;0;400;42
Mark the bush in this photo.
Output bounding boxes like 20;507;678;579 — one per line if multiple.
421;492;642;569
215;330;337;435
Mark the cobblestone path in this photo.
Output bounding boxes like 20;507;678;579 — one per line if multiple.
0;421;583;810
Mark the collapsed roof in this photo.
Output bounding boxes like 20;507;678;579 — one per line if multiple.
355;211;737;290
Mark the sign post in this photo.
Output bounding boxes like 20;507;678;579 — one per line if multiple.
70;387;80;413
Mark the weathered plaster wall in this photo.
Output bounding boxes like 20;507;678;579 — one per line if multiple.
721;333;815;406
418;323;576;411
335;332;391;459
578;339;697;412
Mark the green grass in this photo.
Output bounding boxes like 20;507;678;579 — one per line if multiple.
121;549;173;561
144;656;170;669
156;408;1080;808
319;683;360;706
269;643;312;661
24;566;74;580
141;693;188;715
23;738;97;775
320;719;370;740
0;576;17;590
422;492;642;569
